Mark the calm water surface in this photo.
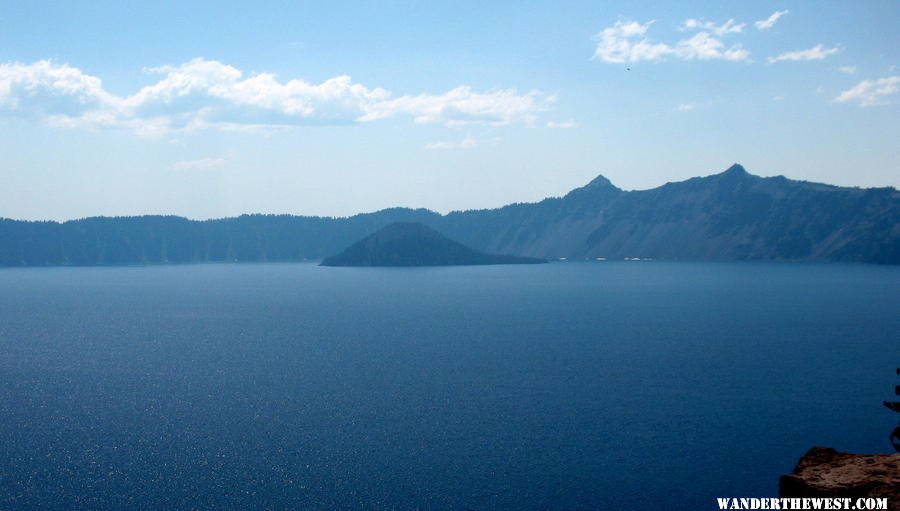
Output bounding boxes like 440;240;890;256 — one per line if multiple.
0;262;897;509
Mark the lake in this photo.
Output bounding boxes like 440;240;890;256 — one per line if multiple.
0;262;897;509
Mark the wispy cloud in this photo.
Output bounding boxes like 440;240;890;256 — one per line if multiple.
675;103;695;112
833;76;900;107
546;119;577;129
593;20;749;63
680;18;744;35
424;135;479;150
0;59;552;136
171;157;228;170
837;66;857;74
359;86;551;127
754;10;789;30
768;44;839;63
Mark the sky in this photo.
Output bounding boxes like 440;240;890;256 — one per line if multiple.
0;1;897;221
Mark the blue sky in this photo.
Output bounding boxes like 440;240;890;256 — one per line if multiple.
0;1;897;220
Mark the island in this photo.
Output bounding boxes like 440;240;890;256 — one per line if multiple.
319;222;546;267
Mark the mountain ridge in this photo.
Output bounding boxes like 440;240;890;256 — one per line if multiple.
1;165;897;265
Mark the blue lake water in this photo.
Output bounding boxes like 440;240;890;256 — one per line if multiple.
0;262;897;509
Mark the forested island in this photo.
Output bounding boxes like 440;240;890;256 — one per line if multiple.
320;222;545;266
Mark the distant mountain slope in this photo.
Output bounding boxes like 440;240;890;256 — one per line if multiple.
320;222;545;266
436;165;900;264
0;209;439;266
1;164;897;266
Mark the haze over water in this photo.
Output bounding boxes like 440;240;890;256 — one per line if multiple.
0;261;897;509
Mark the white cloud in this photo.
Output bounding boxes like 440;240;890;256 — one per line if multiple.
773;95;785;101
833;76;900;107
676;32;750;61
768;44;839;63
546;119;577;128
675;103;695;112
593;21;672;63
593;20;749;63
681;18;744;35
0;58;552;136
171;157;228;170
837;66;857;74
359;86;551;127
0;60;117;115
424;135;479;150
754;10;789;30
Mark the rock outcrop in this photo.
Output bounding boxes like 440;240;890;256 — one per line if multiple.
780;447;899;507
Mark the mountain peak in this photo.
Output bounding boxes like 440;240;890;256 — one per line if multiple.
565;174;622;199
586;174;616;188
722;163;748;176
